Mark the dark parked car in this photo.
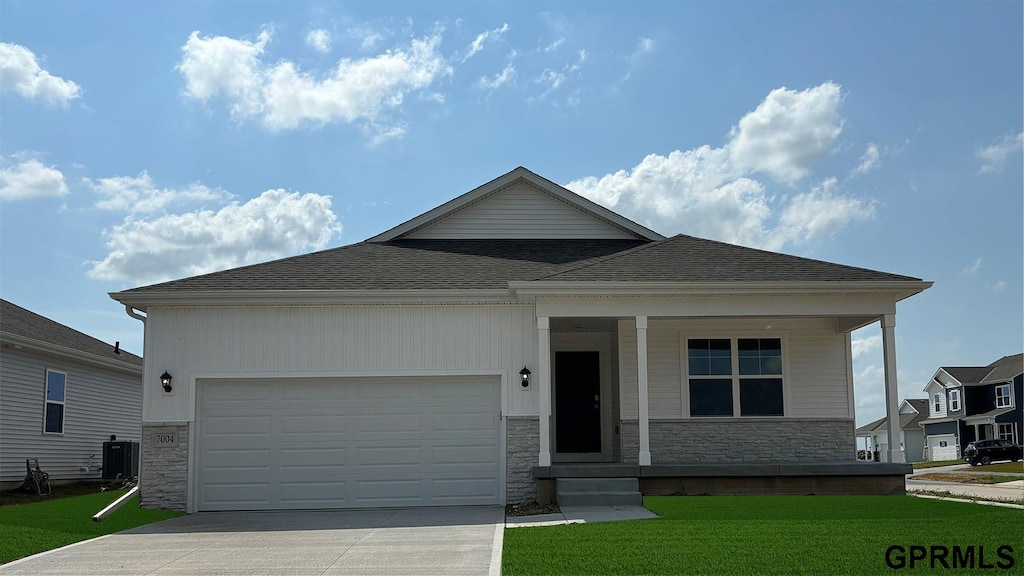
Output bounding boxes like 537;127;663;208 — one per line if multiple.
963;439;1023;466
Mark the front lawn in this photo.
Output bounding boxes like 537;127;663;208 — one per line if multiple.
0;490;182;564
913;459;963;469
913;472;1024;484
502;496;1024;575
966;461;1024;473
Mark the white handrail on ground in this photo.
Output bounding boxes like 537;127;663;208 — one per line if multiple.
92;485;140;522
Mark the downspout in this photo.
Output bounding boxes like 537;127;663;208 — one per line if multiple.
124;305;146;324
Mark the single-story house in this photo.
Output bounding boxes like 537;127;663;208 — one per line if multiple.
855;399;928;463
0;299;143;487
110;167;931;512
921;354;1023;461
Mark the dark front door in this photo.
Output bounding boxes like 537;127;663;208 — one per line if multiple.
555;351;601;454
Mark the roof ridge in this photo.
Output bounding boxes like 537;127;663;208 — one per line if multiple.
527;235;675;281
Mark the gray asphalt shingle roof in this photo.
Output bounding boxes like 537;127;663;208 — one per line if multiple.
117;240;649;293
941;366;992;385
118;234;920;295
980;353;1023;383
533;234;921;283
855;399;929;434
1;299;142;366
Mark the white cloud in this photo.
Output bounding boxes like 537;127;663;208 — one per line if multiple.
0;42;82;107
977;132;1023;173
853;143;880;174
633;37;655;58
85;171;227;213
566;83;870;250
462;23;509;62
0;156;69;200
178;28;452;135
851;333;882;359
305;29;332;54
478;62;516;90
728;83;844;183
89;188;341;284
992;280;1008;292
776;177;874;247
962;257;982;276
543;37;565;52
534;49;587;100
347;27;385;51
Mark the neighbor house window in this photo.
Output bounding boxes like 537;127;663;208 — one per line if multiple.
43;369;66;434
995;384;1012;408
949;389;961;412
687;338;784;417
933;393;942;413
997;423;1016;443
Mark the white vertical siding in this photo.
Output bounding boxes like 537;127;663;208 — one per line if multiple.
618;317;851;419
0;348;142;483
406;183;637;239
143;305;538;422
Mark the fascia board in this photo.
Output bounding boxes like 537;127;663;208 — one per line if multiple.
0;333;143;375
109;289;518;309
509;280;932;298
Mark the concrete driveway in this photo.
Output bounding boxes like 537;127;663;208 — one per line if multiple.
0;506;504;576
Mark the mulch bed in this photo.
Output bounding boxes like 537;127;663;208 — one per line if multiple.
506;502;561;516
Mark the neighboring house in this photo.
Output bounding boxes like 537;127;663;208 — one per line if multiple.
0;299;142;486
855;399;928;463
920;353;1024;461
109;167;931;512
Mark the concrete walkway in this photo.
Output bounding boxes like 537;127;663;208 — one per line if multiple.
906;478;1024;501
506;505;658;528
0;507;504;576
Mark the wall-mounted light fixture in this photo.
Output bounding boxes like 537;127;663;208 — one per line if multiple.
519;366;531;388
160;371;173;393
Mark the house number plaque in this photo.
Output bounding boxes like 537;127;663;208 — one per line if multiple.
152;429;177;447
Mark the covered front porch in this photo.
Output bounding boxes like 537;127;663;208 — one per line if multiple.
512;285;922;501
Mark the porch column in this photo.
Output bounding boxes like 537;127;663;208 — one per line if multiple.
636;316;651;466
538;316;552;467
880;314;901;464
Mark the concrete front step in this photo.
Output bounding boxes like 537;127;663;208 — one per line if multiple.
557;477;639;493
556;477;642;506
557;491;643;507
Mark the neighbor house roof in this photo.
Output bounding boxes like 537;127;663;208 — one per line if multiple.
0;299;142;368
856;399;929;435
980;353;1023;383
940;366;991;385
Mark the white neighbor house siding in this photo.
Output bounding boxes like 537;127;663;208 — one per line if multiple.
0;348;141;484
617;317;852;419
141;304;539;423
406;182;637;240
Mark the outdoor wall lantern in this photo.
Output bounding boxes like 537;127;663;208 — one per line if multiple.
519;366;531;388
160;371;173;393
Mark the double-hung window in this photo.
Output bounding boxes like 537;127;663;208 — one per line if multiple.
44;369;66;434
933;393;942;414
995;384;1012;408
949;389;961;412
687;337;784;417
997;423;1016;443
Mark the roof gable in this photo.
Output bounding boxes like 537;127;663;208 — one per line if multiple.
368;167;663;242
0;299;142;367
980;353;1023;383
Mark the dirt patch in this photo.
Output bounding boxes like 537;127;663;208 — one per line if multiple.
506;502;561;517
912;473;1023;485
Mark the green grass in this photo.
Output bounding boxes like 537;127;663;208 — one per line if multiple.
502;496;1024;575
912;459;964;469
0;490;182;564
968;461;1024;473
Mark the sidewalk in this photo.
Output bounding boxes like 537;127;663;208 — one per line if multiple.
906;478;1024;501
505;505;658;528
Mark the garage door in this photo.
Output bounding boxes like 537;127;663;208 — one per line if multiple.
196;376;501;511
928;434;958;461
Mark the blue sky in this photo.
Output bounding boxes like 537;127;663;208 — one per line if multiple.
1;1;1021;426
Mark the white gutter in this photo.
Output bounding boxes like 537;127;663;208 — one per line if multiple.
109;289;518;310
508;280;933;301
124;305;146;324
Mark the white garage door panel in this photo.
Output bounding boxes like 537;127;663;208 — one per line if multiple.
197;376;501;511
929;434;957;461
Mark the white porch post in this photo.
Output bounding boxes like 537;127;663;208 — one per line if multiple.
881;314;901;464
538;316;552;467
636;316;651;466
